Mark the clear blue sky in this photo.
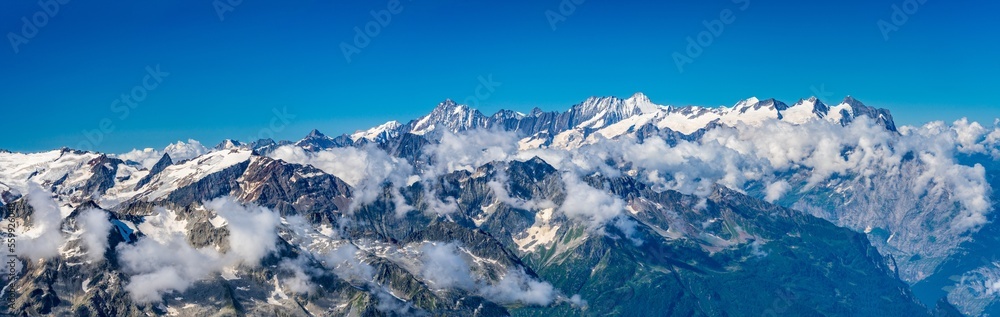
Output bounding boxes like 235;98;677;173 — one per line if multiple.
1;0;998;153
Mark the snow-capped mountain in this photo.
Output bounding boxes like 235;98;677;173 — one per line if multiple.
305;93;899;151
350;120;403;143
2;93;997;316
408;99;491;135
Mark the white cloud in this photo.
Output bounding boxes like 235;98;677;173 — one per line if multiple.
486;175;556;211
279;257;317;294
567;294;588;308
419;242;474;290
417;242;556;306
321;243;374;283
558;174;625;230
116;139;208;169
423;129;519;177
764;180;791;203
12;184;65;260
78;208;113;262
206;197;281;262
117;198;281;303
952;118;988;154
480;268;555;305
269;145;415;212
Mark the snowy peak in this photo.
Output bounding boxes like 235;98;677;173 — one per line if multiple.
296;93;899;151
570;93;665;129
833;96;898;132
624;92;661;114
408;99;489;135
842;96;864;108
731;97;788;113
782;97;831;124
305;129;327;139
295;129;342;152
733;97;761;111
351;120;403;143
214;139;244;150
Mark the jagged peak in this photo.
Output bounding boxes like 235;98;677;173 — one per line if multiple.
214;139;244;150
758;98;789;111
306;129;327;139
524;155;551;166
491;109;526;119
433;99;463;112
576;93;662;115
735;96;760;108
625;92;661;114
439;98;458;106
796;96;828;107
156;153;173;165
626;92;651;103
841;95;865;107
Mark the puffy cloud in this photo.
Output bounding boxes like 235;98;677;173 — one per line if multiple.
11;184;65;260
764;180;791;203
989;279;1000;297
558;174;625;230
419;242;474;290
612;216;643;246
416;130;523;216
116;139;208;169
117;198;281;303
320;243;374;283
480;268;555;306
117;217;219;302
279;257;317;294
696;117;992;232
486;175;556;211
125;267;191;303
567;294;588;308
417;242;556;305
78;208;113;262
206;197;281;262
423;129;519;177
269;145;415;212
951;118;989;154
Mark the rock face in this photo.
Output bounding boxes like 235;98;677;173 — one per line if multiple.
0;152;930;316
2;93;996;316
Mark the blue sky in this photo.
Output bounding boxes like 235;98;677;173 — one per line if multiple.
1;0;998;153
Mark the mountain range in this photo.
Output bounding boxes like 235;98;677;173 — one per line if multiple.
2;93;998;316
